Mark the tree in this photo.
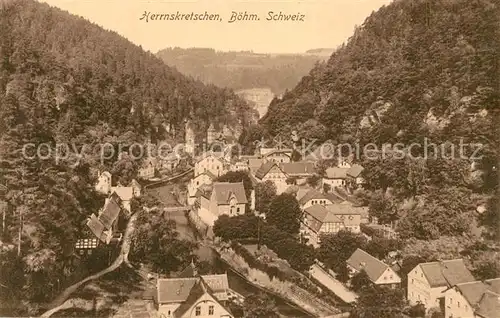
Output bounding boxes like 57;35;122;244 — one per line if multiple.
213;214;259;242
351;285;407;318
351;270;372;292
408;303;426;317
336;261;350;283
266;193;302;236
130;211;197;274
317;230;367;273
472;260;500;281
306;174;321;188
242;293;279;318
365;237;402;260
254;180;277;215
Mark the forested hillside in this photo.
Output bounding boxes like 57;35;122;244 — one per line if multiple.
0;0;250;314
156;47;329;95
259;0;500;239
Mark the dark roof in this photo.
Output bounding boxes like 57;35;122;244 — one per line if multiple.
304;205;342;232
248;158;265;174
255;161;278;179
99;197;121;230
86;214;107;243
323;192;345;204
157;278;197;303
347;164;364;178
453;278;500;317
346;248;395;283
476;290;500;318
212;182;247;204
298;189;328;205
279;162;316;176
419;259;475;288
172;279;208;317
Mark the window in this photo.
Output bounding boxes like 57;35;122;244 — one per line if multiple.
195;306;201;316
237;207;240;213
411;279;414;284
209;305;214;315
458;301;460;308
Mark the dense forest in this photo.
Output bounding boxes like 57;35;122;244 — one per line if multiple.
0;0;251;314
257;0;500;239
156;47;331;95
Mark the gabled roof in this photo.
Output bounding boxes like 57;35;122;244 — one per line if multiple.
212;182;247;204
195;151;225;164
419;259;475;288
173;279;209;317
298;189;328;205
325;167;349;179
201;274;230;295
157;277;197;304
279;162;316;176
86;214;107;243
347;164;364;178
324;192;345;204
347;248;395;283
255;161;282;179
453;278;500;318
476;290;500;318
99;197;121;230
129;179;142;189
304;204;342;232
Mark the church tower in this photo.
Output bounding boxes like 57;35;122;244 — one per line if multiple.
207;123;217;145
184;119;195;155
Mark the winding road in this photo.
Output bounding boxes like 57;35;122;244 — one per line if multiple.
40;212;139;318
40;168;194;318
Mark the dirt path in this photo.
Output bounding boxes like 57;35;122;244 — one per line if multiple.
40;212;139;318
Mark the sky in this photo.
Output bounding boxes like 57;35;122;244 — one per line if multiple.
38;0;393;54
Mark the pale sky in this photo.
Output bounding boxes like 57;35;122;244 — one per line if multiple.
38;0;393;54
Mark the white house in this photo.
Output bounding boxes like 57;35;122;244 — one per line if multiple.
197;182;247;226
323;167;349;188
138;157;157;180
346;164;365;189
298;189;334;209
262;148;292;164
301;205;344;247
187;171;216;205
194;152;225;178
444;278;500;318
95;171;112;194
407;259;475;312
157;277;233;318
254;162;288;195
346;248;401;288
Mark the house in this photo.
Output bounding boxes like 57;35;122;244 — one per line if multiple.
346;248;401;288
298;189;334;209
130;179;142;197
110;186;134;214
324;202;366;233
179;261;244;304
254;162;288;194
262;148;292;164
407;259;475;312
194;152;225;178
279;162;316;185
95;171;112;194
248;158;265;175
187;171;216;205
301;205;344;247
197;182;247;226
444;278;500;318
86;194;124;244
139;157;157;180
346;164;365;189
323;167;349;188
159;152;181;172
229;160;248;172
156;276;234;318
74;238;99;256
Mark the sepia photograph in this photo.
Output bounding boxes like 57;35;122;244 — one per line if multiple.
0;0;499;317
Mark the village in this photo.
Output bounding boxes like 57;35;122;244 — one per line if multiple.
73;120;500;318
